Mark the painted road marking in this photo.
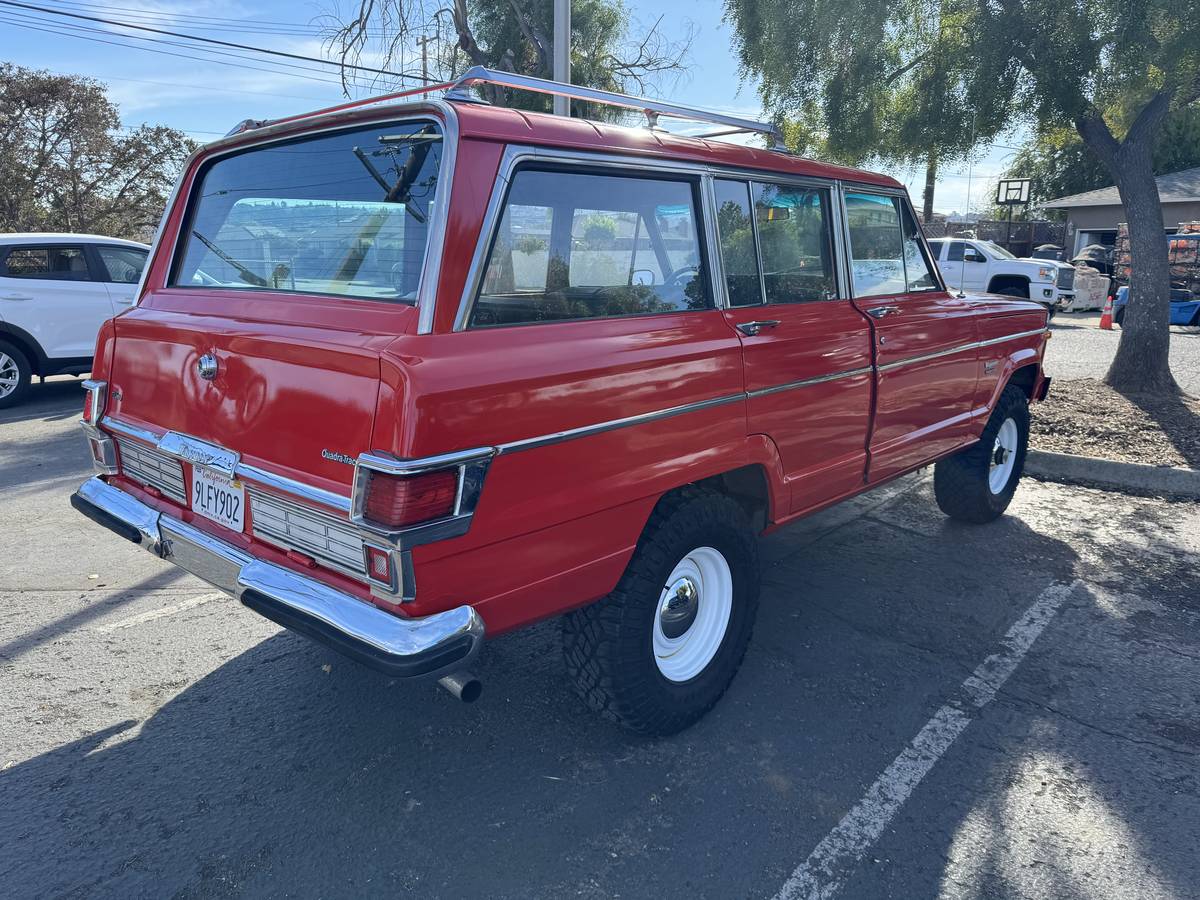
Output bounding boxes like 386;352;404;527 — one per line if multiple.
773;579;1081;900
94;593;225;633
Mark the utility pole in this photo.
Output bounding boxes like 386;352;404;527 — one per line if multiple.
553;0;570;116
416;33;435;97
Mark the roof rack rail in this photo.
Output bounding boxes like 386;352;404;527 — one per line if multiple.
447;66;782;146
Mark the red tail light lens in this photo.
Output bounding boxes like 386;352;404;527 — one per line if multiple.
81;380;107;425
363;469;457;528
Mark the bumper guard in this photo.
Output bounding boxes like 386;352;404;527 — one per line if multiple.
71;477;484;678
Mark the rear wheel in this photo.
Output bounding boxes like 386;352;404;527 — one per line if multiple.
0;340;32;409
934;385;1030;524
563;487;760;736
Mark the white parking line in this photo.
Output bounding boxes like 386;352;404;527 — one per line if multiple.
94;593;225;633
773;579;1081;900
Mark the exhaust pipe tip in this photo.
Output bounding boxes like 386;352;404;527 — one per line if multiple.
438;671;482;703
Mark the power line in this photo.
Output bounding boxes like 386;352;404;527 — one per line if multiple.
3;11;371;83
0;15;353;87
0;0;433;81
39;0;399;37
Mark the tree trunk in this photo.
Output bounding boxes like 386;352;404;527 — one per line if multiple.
1076;98;1180;397
1103;158;1179;394
922;156;937;223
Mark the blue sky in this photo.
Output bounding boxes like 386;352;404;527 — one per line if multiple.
0;0;1022;213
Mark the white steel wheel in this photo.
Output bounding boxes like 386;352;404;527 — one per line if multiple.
988;417;1019;494
0;352;19;399
652;546;733;683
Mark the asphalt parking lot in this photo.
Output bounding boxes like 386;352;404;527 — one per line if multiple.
3;381;1199;900
1048;312;1200;394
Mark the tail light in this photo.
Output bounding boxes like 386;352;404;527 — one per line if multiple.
362;469;457;529
81;379;107;425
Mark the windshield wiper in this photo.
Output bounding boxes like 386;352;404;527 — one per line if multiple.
192;230;270;288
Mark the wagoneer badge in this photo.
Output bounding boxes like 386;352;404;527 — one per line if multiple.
197;353;218;381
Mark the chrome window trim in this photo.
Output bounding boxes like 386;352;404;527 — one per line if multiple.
452;146;721;332
154;101;459;335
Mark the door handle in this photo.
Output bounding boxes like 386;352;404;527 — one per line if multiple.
866;305;900;319
736;319;781;336
0;292;33;301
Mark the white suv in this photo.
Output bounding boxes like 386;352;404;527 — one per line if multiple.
0;233;149;408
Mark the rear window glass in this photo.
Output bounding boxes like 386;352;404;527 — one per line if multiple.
4;246;89;280
470;168;711;328
172;120;442;303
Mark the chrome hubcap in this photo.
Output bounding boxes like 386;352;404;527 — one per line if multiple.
989;418;1019;494
659;576;700;639
0;352;18;398
653;546;733;683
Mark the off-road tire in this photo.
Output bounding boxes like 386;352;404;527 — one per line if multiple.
0;339;32;409
934;385;1030;524
562;486;760;736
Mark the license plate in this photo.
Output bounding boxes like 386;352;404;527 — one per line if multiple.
191;467;246;533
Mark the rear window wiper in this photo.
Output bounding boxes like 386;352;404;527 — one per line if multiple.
191;230;270;288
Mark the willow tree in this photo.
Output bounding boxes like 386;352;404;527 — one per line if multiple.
728;0;1198;396
725;0;1012;221
325;0;691;117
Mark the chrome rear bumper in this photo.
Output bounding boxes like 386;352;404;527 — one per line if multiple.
70;476;484;678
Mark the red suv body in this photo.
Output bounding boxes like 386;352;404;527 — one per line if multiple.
73;77;1050;733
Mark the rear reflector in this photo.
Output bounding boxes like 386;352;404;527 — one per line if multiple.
364;545;394;588
363;469;457;529
81;380;107;426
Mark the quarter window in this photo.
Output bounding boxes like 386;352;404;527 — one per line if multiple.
3;246;90;280
470;169;711;328
844;192;937;296
97;246;149;284
754;183;835;303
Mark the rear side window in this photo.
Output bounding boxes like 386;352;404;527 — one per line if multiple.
172;120;442;303
754;182;836;303
97;246;149;284
947;241;965;262
845;192;937;296
3;246;90;280
470;169;711;328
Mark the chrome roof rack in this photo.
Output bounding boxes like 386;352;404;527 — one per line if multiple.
446;66;782;147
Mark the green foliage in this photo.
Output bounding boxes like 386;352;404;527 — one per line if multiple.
723;0;1012;169
1005;107;1200;211
0;64;196;239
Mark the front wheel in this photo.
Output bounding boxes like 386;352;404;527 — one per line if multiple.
934;385;1030;523
563;487;760;736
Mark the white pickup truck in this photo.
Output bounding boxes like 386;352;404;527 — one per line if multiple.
927;237;1075;316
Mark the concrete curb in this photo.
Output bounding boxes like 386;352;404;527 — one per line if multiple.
1025;449;1200;499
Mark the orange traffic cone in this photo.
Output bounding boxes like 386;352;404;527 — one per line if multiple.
1099;293;1114;330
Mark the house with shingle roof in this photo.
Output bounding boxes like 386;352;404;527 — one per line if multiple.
1043;166;1200;256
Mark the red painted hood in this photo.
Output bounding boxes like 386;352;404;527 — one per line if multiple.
105;291;416;494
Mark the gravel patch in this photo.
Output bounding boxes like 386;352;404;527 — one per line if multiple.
1031;378;1200;469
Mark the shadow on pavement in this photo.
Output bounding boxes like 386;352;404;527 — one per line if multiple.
0;378;86;426
2;493;1111;900
1116;387;1200;466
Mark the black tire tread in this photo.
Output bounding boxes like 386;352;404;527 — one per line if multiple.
933;384;1030;524
0;338;32;409
562;486;759;736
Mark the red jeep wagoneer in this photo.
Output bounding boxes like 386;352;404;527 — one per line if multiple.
72;68;1050;734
